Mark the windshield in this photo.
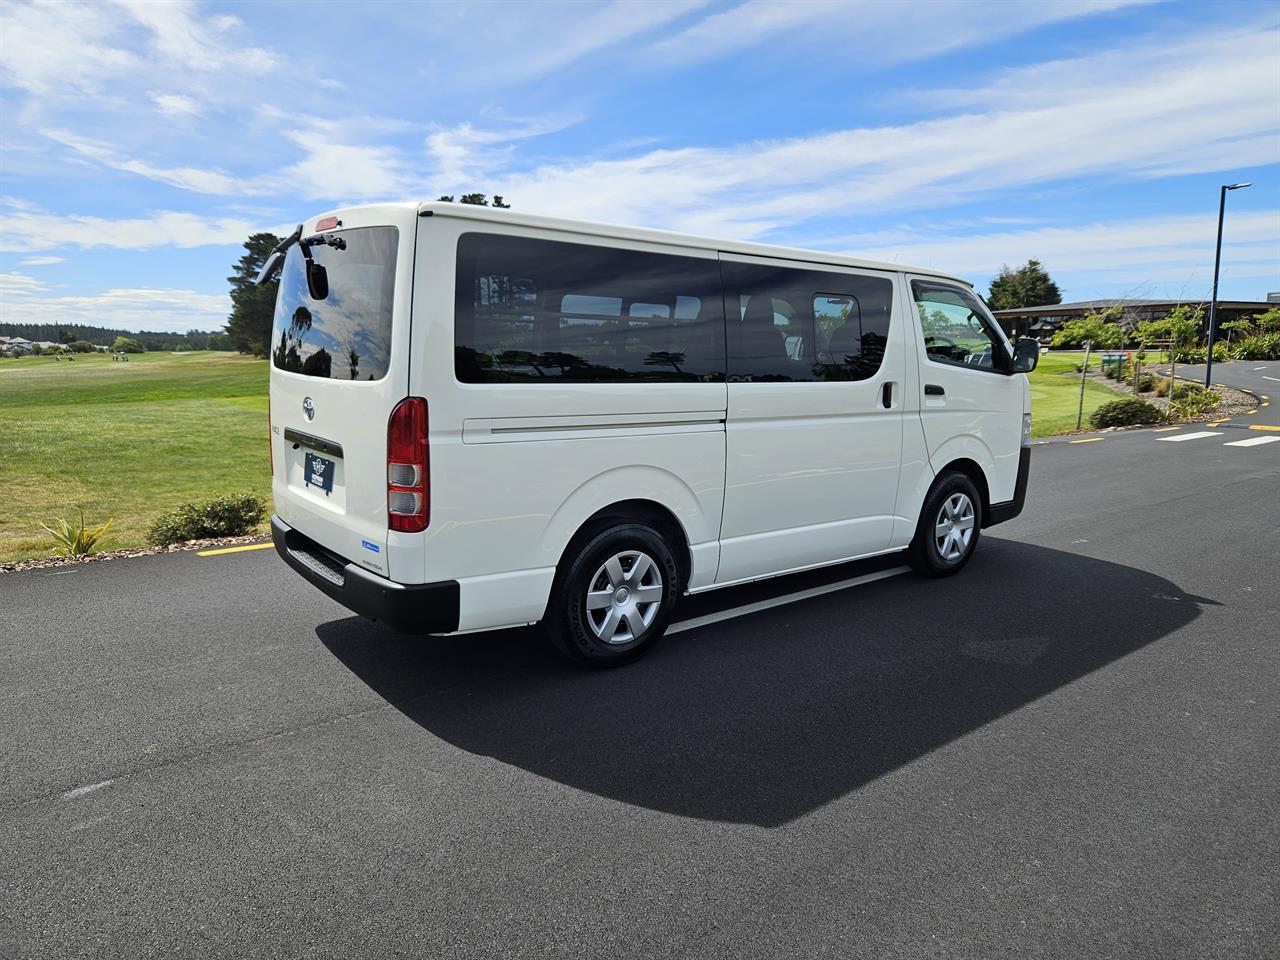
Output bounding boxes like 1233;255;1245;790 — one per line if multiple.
271;226;398;380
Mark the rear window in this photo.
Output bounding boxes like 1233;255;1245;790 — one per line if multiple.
271;226;398;380
454;232;725;383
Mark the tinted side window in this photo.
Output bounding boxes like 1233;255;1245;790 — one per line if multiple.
721;261;893;382
455;234;725;383
912;281;1007;372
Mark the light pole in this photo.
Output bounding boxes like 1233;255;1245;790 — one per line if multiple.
1205;181;1251;387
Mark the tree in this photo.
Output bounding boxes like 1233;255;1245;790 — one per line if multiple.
437;193;511;208
988;260;1062;311
112;336;145;353
1051;312;1124;349
225;232;282;356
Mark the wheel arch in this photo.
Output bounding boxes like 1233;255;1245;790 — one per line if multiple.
542;466;711;593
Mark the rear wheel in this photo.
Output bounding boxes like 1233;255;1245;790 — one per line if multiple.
544;523;679;667
907;472;982;577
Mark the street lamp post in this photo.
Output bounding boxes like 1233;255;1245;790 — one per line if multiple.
1205;181;1252;388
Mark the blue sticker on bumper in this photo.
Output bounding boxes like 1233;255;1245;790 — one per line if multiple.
361;540;380;553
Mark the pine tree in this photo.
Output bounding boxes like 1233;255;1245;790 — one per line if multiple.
225;233;282;356
988;260;1062;310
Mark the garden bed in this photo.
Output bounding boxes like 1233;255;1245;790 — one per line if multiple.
1081;367;1257;426
0;532;269;575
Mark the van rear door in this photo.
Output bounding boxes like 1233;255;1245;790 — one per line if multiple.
269;204;419;581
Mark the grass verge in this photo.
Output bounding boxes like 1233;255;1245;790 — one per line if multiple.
1028;351;1128;437
0;351;269;563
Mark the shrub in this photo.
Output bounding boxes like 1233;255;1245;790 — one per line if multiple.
1089;398;1164;428
1169;382;1213;402
147;494;267;545
1135;373;1157;393
112;335;145;354
1169;342;1229;365
1154;376;1172;398
1231;333;1280;361
41;510;113;557
1169;386;1220;418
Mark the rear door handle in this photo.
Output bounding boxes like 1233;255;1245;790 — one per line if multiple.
881;382;893;408
924;384;945;396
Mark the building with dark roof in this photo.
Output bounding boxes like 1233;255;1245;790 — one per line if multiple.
992;298;1275;339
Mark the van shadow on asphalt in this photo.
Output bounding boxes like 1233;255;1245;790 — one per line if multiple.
317;540;1215;827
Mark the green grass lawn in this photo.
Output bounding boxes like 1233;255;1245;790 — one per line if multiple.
0;351;270;563
1028;351;1128;437
0;346;1138;562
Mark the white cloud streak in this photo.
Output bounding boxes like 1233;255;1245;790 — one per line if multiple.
840;209;1280;298
0;271;231;331
492;22;1280;238
0;207;265;252
649;0;1157;67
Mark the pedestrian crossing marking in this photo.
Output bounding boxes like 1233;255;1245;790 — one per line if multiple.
1157;431;1224;442
1224;436;1280;448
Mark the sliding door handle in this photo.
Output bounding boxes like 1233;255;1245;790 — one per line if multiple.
924;384;945;396
881;382;893;408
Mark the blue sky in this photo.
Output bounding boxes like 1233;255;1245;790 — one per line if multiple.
1;0;1278;333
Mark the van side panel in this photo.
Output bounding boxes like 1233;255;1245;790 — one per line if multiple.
410;217;728;631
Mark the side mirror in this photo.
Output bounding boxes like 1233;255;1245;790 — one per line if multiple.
1010;338;1039;373
306;261;329;301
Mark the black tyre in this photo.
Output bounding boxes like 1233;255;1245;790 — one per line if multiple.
907;471;983;577
543;522;680;667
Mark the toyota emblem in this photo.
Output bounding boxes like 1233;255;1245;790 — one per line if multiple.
302;397;315;421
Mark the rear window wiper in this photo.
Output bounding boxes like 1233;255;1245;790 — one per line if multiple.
254;226;346;295
254;223;302;285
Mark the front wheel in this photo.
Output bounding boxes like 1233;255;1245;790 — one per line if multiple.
907;472;982;577
544;523;679;667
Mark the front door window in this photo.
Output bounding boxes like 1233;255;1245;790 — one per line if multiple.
912;281;1007;372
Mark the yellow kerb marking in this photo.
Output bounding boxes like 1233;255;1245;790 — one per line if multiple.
1069;437;1105;443
197;542;273;557
1246;409;1258;415
1249;424;1280;432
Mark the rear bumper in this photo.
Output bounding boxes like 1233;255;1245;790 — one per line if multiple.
271;515;459;634
985;446;1031;527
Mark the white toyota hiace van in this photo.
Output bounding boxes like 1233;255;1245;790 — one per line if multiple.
263;202;1037;666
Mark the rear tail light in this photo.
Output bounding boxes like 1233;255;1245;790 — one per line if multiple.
268;397;274;476
387;397;428;532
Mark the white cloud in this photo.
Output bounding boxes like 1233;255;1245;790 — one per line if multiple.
43;117;426;202
151;92;201;117
829;209;1280;301
0;271;230;331
0;1;138;97
426;116;581;191
18;256;67;266
490;22;1280;238
0;206;266;252
648;0;1156;67
0;0;275;99
43;128;253;195
113;0;275;73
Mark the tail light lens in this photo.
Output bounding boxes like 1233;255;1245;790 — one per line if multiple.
268;397;274;476
387;397;429;532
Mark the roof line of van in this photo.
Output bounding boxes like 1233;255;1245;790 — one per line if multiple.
380;200;971;285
